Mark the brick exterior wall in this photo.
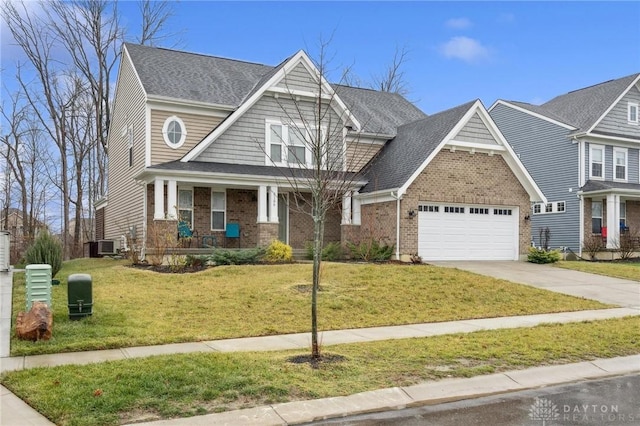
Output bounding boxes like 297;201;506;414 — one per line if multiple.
359;150;532;258
288;193;342;249
145;185;342;250
583;197;640;242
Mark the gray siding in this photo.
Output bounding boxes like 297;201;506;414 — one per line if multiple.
491;103;580;251
594;86;640;139
196;95;345;166
276;62;316;92
630;148;640;183
453;113;499;144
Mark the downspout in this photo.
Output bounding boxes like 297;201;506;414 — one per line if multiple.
391;190;402;260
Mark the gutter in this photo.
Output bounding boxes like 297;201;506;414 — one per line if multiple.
390;190;403;261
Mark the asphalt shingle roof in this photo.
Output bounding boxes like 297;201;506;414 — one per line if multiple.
124;43;424;136
125;43;273;106
360;100;477;193
504;73;640;133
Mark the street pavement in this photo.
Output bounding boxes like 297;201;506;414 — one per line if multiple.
1;262;639;425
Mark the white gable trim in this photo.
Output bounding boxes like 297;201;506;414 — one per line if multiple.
586;74;640;134
489;100;576;130
399;100;546;203
181;50;360;163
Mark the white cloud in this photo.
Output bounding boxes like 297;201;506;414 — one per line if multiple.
445;17;472;30
440;36;490;63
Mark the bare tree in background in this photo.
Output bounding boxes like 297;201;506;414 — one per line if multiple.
137;0;183;47
1;0;180;258
372;45;411;96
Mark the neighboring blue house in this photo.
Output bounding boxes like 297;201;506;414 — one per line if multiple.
490;73;640;256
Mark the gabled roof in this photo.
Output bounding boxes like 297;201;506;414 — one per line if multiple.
124;43;424;138
125;43;273;107
360;100;545;202
360;101;474;193
493;73;640;134
541;73;640;132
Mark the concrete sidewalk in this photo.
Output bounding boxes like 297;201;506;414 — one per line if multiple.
1;263;639;425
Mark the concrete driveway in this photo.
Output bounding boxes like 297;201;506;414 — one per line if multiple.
429;261;640;309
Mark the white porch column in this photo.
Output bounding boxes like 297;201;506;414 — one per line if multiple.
605;194;619;249
269;186;279;223
154;178;165;219
352;196;361;225
167;180;177;219
257;185;268;222
342;192;352;225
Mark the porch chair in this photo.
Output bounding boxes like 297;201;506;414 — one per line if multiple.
225;223;240;248
177;221;198;247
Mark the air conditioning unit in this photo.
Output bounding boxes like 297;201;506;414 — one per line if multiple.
97;239;121;255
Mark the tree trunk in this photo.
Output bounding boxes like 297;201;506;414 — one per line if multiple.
16;301;53;341
311;199;325;359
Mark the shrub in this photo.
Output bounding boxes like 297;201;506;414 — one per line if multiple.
527;247;561;264
305;241;344;261
614;231;640;261
347;239;394;262
209;248;265;265
263;240;293;263
24;230;63;278
582;234;604;261
185;254;206;268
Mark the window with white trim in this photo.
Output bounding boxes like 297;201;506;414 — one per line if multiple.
591;201;602;234
211;190;226;231
494;208;512;216
178;188;193;227
266;120;311;167
589;145;604;179
533;201;567;214
620;202;627;231
629;102;638;124
613;147;627;181
418;205;439;212
162;116;187;149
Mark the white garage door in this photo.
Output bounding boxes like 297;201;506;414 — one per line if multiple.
418;204;519;261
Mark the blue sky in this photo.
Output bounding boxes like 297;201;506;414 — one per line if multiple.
110;1;640;114
1;1;639;114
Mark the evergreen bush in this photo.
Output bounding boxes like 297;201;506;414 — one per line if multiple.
24;230;63;277
527;247;561;264
346;239;394;262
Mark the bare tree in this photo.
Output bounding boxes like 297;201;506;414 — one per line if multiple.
269;40;378;359
136;0;182;47
372;45;411;96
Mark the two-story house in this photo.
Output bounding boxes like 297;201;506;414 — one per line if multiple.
99;43;544;261
490;73;640;256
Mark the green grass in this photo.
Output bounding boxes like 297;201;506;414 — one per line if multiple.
556;260;640;281
10;258;608;356
2;317;638;426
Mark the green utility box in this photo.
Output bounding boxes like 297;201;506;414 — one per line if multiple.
25;264;52;310
68;273;93;320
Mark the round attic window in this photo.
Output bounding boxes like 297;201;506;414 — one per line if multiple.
162;116;187;148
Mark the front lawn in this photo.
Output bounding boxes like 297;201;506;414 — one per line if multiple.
556;260;640;281
2;317;638;426
11;258;608;356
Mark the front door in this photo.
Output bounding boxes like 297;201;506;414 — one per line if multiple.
278;193;288;243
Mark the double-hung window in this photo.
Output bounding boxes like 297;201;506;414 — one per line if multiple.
178;189;193;227
613;147;627;181
629;102;638;124
591;201;602;234
266;120;311;167
211;190;226;231
589;145;604;179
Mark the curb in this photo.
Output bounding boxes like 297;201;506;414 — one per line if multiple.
126;355;640;425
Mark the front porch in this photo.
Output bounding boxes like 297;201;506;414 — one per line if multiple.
582;191;640;256
146;180;348;251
